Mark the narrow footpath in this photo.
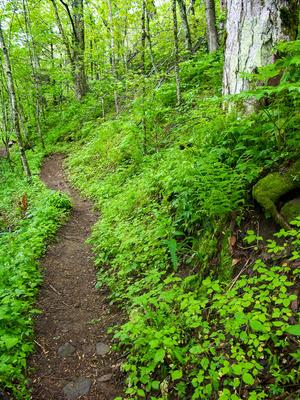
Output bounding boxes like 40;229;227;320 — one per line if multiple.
29;154;124;400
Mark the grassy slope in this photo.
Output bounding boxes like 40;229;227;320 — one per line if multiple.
44;53;300;398
0;151;71;398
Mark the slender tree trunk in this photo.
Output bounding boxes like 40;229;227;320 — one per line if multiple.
0;23;31;179
205;0;218;53
108;0;119;113
17;99;30;143
172;0;181;105
0;80;12;168
22;0;45;148
51;0;73;64
223;0;299;96
51;0;88;99
219;0;227;43
146;10;158;73
141;0;147;153
90;40;94;79
72;0;88;99
187;0;196;16
177;0;193;53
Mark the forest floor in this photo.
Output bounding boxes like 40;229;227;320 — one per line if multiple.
28;154;124;400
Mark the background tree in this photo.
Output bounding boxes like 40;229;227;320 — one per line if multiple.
0;22;31;179
205;0;218;53
50;0;88;99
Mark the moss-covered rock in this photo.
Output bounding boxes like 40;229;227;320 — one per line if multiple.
281;198;300;223
252;159;300;228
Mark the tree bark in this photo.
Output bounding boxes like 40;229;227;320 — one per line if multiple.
71;0;88;99
223;0;299;96
205;0;218;53
177;0;193;53
51;0;88;100
0;77;12;167
0;23;31;179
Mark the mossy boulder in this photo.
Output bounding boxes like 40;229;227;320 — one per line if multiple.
281;198;300;223
252;159;300;228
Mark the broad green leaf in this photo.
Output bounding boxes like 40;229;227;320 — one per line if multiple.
154;348;165;363
286;325;300;336
250;319;265;332
242;372;254;385
171;370;182;380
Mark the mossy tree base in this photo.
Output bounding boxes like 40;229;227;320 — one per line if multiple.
252;160;300;229
281;198;300;223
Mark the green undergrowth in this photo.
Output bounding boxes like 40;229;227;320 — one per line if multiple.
51;46;299;398
115;221;300;399
0;151;71;398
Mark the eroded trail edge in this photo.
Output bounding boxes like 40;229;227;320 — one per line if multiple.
29;154;123;400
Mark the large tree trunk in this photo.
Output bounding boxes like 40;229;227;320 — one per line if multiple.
0;23;31;179
223;0;299;96
205;0;218;53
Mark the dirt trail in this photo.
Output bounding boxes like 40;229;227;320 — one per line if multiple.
28;154;124;400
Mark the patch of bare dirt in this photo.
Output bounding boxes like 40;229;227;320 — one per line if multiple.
28;154;125;400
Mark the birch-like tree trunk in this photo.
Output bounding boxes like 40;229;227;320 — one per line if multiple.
0;76;12;167
223;0;299;95
205;0;218;53
0;23;31;179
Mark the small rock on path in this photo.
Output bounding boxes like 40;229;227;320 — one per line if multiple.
58;343;76;358
96;343;110;356
63;377;92;400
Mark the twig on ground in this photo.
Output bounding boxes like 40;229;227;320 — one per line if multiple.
48;283;62;296
34;340;48;355
227;258;251;292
